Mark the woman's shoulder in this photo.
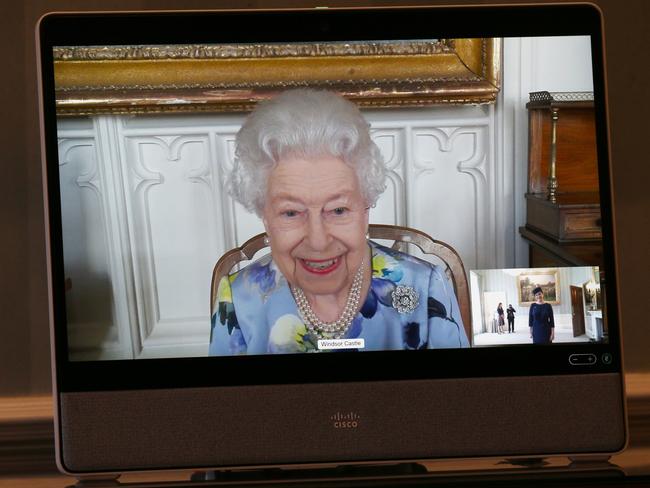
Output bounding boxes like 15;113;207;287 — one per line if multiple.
369;240;455;298
370;240;439;279
226;252;286;298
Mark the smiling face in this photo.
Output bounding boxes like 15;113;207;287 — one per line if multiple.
535;292;544;303
262;155;369;302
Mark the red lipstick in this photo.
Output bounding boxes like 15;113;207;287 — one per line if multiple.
299;256;341;275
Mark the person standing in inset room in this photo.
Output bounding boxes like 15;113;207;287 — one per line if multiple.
496;302;505;334
529;287;555;344
506;304;516;333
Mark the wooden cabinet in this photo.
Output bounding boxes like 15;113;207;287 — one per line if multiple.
520;91;603;267
526;192;601;242
519;226;603;267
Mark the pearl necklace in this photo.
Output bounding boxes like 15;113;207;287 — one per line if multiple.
291;261;365;340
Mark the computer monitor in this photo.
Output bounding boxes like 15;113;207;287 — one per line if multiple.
37;4;626;479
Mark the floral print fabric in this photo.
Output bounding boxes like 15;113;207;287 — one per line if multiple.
209;241;469;355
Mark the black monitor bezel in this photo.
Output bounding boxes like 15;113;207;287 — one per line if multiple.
38;4;622;394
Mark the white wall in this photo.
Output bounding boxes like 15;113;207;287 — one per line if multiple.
58;36;595;359
59;105;501;359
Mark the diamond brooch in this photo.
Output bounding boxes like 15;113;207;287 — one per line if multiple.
391;285;419;314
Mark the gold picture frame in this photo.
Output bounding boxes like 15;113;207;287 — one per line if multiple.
518;270;560;306
53;38;501;115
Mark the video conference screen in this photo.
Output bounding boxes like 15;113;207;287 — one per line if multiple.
52;35;608;362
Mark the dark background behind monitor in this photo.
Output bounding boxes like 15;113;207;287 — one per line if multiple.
1;0;648;396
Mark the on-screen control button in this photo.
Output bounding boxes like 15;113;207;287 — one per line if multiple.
568;353;597;366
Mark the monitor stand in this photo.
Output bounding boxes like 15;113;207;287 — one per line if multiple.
191;462;428;483
73;458;623;486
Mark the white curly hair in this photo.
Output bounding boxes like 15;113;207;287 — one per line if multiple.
227;89;387;216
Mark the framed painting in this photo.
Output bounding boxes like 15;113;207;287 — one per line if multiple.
53;38;501;115
583;268;602;311
518;270;560;305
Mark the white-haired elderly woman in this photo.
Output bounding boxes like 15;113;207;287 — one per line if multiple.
209;89;468;355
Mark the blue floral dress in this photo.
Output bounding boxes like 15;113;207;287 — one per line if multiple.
209;241;469;355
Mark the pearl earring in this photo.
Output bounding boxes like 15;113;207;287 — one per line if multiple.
263;235;270;246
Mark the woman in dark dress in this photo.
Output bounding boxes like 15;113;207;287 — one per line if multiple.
506;304;516;333
496;303;505;334
529;287;555;344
